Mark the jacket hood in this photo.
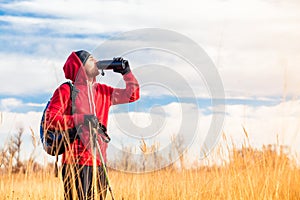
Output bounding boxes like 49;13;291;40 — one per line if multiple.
63;51;92;84
63;52;83;82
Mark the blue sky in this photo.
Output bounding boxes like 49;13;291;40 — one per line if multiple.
0;0;300;165
1;0;299;97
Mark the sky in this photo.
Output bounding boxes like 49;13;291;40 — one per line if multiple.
0;0;300;167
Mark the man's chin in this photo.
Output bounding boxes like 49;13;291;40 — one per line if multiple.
95;71;100;77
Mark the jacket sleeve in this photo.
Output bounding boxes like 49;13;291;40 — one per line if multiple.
44;83;75;131
110;71;140;105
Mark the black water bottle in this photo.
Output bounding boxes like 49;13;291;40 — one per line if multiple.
96;60;125;70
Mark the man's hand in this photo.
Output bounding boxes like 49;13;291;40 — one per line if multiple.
73;114;111;142
84;115;111;143
84;115;99;129
113;57;131;75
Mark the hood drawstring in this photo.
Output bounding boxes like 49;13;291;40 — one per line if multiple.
86;81;97;115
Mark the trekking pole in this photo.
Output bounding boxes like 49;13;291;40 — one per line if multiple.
87;82;115;200
92;128;115;200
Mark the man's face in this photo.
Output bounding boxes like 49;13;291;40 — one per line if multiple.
84;55;99;78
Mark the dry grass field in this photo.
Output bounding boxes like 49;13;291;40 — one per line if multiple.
1;142;299;200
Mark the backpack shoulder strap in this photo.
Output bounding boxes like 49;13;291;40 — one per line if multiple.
62;81;78;114
64;81;73;99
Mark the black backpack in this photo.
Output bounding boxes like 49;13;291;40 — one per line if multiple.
40;82;77;156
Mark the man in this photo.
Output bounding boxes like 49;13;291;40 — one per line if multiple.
44;50;140;199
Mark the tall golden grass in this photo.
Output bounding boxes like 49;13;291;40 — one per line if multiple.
1;138;299;200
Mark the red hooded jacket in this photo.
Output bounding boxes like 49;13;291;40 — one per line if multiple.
45;52;140;166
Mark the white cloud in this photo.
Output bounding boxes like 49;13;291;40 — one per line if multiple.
1;0;300;99
108;99;300;158
0;98;44;112
0;53;64;95
0;98;22;111
26;102;45;107
0;111;41;132
222;100;300;151
0;98;299;164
